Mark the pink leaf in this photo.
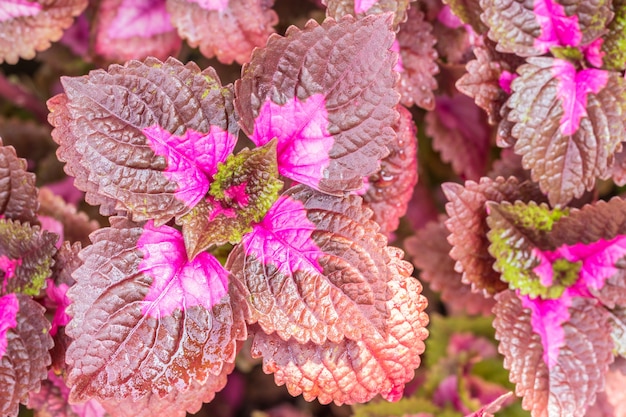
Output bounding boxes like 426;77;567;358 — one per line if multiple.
0;0;41;21
533;0;582;52
0;293;18;359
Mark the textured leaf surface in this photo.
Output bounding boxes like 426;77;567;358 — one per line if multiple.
507;57;626;206
228;185;393;344
443;0;486;34
426;93;490;180
395;6;438;110
0;142;38;224
167;0;277;64
586;358;626;417
363;105;417;236
0;0;87;64
602;0;626;71
407;219;495;316
94;0;181;61
48;57;238;223
494;291;613;417
323;0;414;30
0;219;57;297
65;218;246;402
480;0;612;57
251;248;428;405
236;14;399;195
0;294;53;417
443;177;546;294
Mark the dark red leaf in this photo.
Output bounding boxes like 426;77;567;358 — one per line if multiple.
0;140;39;224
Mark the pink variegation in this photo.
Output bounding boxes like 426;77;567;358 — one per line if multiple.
187;0;228;10
137;221;229;318
45;278;71;336
354;0;376;13
251;95;333;190
0;293;18;359
143;124;237;207
552;59;608;135
0;0;41;22
106;0;175;40
0;256;21;294
533;0;581;52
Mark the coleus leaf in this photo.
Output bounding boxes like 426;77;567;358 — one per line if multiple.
443;176;547;294
493;290;613;417
178;140;283;258
507;57;626;206
362;105;417;236
235;14;399;195
166;0;278;64
407;219;495;316
250;247;428;405
48;57;239;224
425;93;490;181
0;140;39;224
601;0;626;71
93;0;181;61
0;219;57;297
442;0;486;34
0;0;87;64
586;358;626;416
322;0;415;29
479;0;612;57
0;293;53;417
228;185;392;344
65;217;246;402
395;6;439;110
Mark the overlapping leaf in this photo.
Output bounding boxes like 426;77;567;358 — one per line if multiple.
443;0;486;34
585;358;626;416
493;291;613;417
235;14;399;195
507;57;626;206
166;0;278;64
38;188;99;247
0;0;87;64
0;294;53;417
443;176;547;294
250;248;428;405
228;185;392;344
480;0;612;57
395;6;438;110
65;217;246;403
602;0;626;71
0;141;39;224
93;0;181;62
323;0;414;30
48;57;239;224
363;105;417;236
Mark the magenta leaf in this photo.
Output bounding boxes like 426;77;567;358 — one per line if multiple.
179;140;283;257
0;294;53;417
228;185;395;344
166;0;277;64
65;217;246;403
507;57;626;206
0;0;87;64
0;140;39;224
250;249;428;405
323;0;414;29
48;57;239;224
236;14;399;195
362;105;418;236
494;291;613;417
94;0;181;61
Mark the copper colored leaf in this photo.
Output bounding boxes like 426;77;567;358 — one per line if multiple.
0;141;38;224
93;0;181;62
48;57;238;223
251;248;428;405
0;0;87;64
65;218;246;403
407;219;495;316
228;185;394;344
363;105;417;236
396;6;439;110
507;57;626;206
480;0;612;57
323;0;415;30
426;93;490;180
494;291;613;417
167;0;277;64
235;14;399;195
443;176;546;294
0;294;53;417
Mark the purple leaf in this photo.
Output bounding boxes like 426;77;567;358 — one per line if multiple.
94;0;181;62
65;218;246;403
0;0;87;64
0;294;53;417
236;14;399;195
166;0;278;64
48;57;239;224
228;185;394;344
250;249;428;405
